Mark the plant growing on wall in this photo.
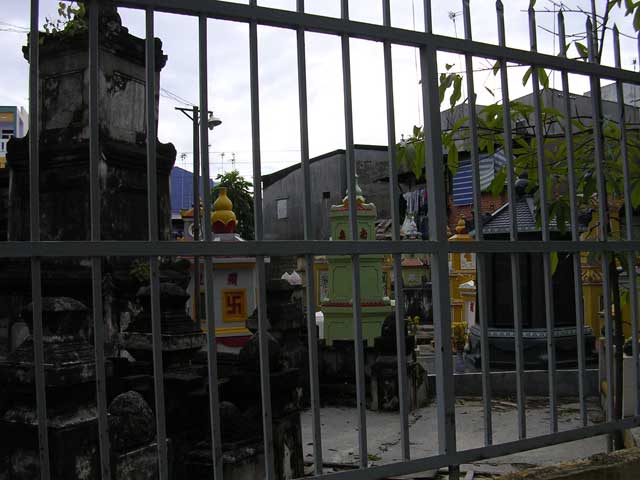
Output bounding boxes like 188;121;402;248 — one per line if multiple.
42;1;87;36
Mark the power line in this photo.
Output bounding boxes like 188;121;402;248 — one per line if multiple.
178;149;301;155
0;20;29;31
160;88;196;107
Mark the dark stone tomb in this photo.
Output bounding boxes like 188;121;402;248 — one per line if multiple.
467;175;596;369
0;297;105;478
0;5;176;355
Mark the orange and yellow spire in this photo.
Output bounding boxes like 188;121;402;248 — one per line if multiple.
212;187;237;234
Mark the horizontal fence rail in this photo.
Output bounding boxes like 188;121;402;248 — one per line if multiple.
7;0;640;479
2;239;640;257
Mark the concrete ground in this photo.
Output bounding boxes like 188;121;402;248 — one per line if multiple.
301;397;609;477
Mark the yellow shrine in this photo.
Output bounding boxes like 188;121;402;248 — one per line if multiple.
180;188;260;351
448;218;475;327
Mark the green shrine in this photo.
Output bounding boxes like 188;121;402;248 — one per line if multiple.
321;182;392;346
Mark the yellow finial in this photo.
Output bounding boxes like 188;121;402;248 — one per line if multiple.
455;217;466;235
212;187;237;233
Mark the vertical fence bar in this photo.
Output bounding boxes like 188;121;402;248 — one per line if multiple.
198;15;224;479
28;1;50;478
295;0;323;474
558;11;588;427
528;6;557;434
496;0;526;440
339;0;368;468
145;9;169;477
462;0;493;447
587;20;608;245
382;0;410;461
248;2;276;476
88;3;112;478
602;253;615;450
590;0;599;59
630;259;639;418
422;1;458;475
192;105;201;323
636;32;640;419
636;30;640;420
586;18;616;450
613;26;640;418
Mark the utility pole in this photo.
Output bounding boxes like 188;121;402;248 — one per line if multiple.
175;106;221;323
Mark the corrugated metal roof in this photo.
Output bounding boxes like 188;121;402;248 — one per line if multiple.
452;152;507;206
170;166;214;215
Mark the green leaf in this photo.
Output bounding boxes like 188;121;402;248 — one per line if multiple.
412;143;425;180
450;75;463;108
489;168;507;196
538;68;549;89
448;143;459;176
522;66;533;87
530;0;537;7
626;0;637;16
550;252;559;275
487;139;495;156
575;42;589;60
634;7;640;31
405;142;416;169
438;73;450;104
485;86;495;97
450;115;468;133
492;59;501;76
607;0;621;15
415;141;425;175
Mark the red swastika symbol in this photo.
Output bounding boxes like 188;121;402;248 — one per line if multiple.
226;293;244;316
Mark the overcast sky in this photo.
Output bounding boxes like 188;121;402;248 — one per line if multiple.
1;0;638;182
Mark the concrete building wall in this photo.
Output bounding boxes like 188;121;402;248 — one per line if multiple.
599;81;640;107
262;146;391;241
509;88;640;136
440;88;640;141
263;150;344;241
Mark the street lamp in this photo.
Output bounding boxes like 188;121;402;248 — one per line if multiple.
207;112;222;129
176;105;222;323
175;105;222;241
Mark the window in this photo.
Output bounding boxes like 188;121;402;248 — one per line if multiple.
276;198;287;219
514;118;528;134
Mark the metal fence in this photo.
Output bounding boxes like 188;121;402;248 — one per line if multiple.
5;0;640;478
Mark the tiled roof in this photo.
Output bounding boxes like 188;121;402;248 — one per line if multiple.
482;196;559;235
